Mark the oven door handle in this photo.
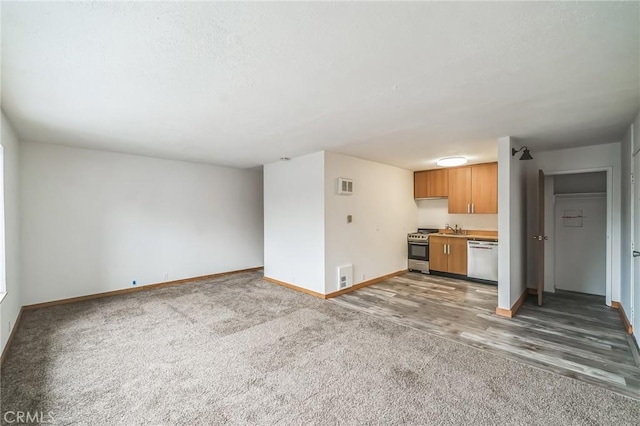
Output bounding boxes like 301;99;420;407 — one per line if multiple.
408;242;429;246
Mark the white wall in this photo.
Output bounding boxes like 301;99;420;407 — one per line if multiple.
416;199;497;230
554;195;607;295
20;142;264;305
263;152;325;294
527;143;621;305
497;137;528;309
554;172;607;194
0;112;21;354
324;152;417;294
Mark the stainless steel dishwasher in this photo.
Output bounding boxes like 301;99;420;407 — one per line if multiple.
467;240;498;282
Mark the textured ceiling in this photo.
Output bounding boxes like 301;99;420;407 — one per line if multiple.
2;2;639;170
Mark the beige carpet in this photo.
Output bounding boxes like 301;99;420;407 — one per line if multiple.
1;270;639;425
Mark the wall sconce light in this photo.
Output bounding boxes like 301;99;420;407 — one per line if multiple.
511;146;533;160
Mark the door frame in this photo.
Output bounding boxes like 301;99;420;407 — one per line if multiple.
632;146;638;335
542;167;613;306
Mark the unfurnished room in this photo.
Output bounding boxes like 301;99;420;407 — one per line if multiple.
1;1;640;424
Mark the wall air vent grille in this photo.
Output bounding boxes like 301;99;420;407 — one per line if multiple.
338;265;353;289
338;178;353;195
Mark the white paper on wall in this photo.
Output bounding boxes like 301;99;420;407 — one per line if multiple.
562;209;583;227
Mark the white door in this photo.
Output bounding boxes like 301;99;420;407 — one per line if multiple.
633;150;640;336
554;195;607;296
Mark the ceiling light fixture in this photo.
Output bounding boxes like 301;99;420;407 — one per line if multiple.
511;146;533;160
436;156;468;167
280;157;290;161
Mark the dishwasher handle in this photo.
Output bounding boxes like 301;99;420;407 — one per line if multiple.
467;241;498;247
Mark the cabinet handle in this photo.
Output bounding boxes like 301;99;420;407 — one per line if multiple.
467;204;470;214
472;203;475;213
447;244;451;255
444;244;447;254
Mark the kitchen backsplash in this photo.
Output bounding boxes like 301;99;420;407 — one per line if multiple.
416;199;498;230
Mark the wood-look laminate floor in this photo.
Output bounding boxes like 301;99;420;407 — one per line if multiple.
331;272;640;400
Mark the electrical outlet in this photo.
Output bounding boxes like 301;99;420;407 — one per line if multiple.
164;272;169;280
132;280;137;286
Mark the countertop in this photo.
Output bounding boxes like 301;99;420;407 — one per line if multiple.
430;233;498;242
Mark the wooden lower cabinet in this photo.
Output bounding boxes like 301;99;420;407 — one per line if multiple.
429;236;448;272
447;238;468;275
429;236;467;276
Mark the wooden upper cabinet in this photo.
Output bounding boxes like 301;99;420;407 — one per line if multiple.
471;163;498;214
415;162;497;214
447;167;472;213
427;169;448;197
414;171;430;199
414;169;449;199
447;162;497;214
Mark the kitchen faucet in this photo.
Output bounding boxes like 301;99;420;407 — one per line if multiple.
445;224;464;235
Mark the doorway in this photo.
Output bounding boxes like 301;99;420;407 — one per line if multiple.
543;170;612;302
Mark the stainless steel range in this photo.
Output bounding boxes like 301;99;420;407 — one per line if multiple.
407;228;439;273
